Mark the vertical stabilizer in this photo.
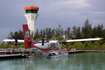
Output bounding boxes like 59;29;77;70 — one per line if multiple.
23;24;32;49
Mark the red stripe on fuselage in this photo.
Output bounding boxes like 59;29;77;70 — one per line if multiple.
31;44;59;51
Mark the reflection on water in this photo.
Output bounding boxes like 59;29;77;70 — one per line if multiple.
0;53;105;70
25;57;68;70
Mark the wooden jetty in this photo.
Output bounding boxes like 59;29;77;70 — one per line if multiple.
0;54;27;59
67;51;85;54
0;51;23;54
67;50;105;54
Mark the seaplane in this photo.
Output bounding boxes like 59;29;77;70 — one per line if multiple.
3;24;103;58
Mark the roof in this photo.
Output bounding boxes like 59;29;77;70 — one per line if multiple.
24;6;39;10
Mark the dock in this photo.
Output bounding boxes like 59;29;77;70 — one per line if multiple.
68;51;85;54
0;51;23;54
67;50;105;54
0;51;27;59
0;54;27;59
0;50;105;59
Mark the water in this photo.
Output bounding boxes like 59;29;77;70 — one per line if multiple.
0;53;105;70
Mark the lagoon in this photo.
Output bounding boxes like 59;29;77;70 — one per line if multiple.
0;52;105;70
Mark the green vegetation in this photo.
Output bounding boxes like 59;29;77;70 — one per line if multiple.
7;18;105;40
0;43;25;48
0;41;105;50
8;30;23;39
60;40;105;50
2;18;105;50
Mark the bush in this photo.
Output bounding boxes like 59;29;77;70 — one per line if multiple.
19;44;25;48
61;44;67;49
0;43;6;48
5;44;11;48
0;43;25;48
101;43;105;49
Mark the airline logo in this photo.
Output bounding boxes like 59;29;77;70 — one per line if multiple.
25;29;30;39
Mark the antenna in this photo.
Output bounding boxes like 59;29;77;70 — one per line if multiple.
30;0;35;7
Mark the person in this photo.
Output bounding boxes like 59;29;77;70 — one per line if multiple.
12;48;14;52
19;48;21;52
19;48;21;54
7;48;10;52
11;48;13;53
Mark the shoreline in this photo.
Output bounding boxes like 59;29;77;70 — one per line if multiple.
0;50;105;59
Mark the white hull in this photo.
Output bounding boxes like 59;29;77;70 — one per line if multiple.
47;52;68;58
26;52;68;58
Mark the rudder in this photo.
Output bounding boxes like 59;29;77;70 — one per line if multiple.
22;24;32;49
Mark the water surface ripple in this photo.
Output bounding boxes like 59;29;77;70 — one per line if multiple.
0;53;105;70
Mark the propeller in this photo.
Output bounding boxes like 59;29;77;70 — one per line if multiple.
32;39;49;46
15;39;18;46
42;38;44;46
10;39;24;45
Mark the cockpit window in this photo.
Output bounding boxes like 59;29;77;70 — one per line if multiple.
50;43;55;46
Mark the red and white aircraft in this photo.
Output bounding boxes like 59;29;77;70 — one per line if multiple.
3;24;103;53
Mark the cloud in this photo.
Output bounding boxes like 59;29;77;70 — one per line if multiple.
0;0;105;41
36;0;105;27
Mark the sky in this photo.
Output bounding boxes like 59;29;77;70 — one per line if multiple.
0;0;105;42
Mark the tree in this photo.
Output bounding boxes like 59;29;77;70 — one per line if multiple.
40;29;43;37
82;18;92;38
90;24;104;38
55;24;62;37
34;29;39;39
7;30;23;39
46;28;52;39
66;27;71;38
102;29;105;40
72;26;77;38
8;32;14;39
52;28;55;38
96;24;103;37
75;26;81;39
64;30;67;39
90;26;97;38
42;29;46;38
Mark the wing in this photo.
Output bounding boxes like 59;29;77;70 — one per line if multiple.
59;38;103;42
3;39;43;44
3;39;24;42
3;38;103;43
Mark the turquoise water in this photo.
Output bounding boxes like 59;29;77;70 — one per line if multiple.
0;53;105;70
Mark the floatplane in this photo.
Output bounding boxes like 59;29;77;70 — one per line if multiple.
3;24;103;58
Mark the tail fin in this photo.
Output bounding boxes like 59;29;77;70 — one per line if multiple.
23;24;32;49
